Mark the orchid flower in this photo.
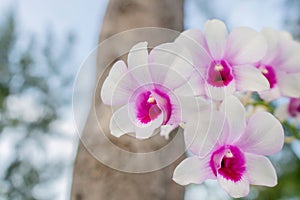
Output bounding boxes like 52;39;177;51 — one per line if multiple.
175;19;270;100
275;98;300;122
101;41;208;139
256;28;300;101
173;96;284;198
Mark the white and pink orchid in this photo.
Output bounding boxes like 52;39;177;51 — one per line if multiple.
256;28;300;101
101;41;207;139
175;19;270;100
98;19;299;197
173;96;284;198
275;98;300;122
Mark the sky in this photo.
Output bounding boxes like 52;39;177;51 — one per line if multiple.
0;0;298;199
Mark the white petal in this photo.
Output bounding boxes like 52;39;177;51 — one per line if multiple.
109;105;135;137
220;95;246;143
184;109;226;157
127;42;152;84
226;27;267;65
134;113;164;139
175;29;211;69
277;72;300;98
245;153;277;187
148;42;194;89
172;156;214;185
234;64;270;92
217;175;250;198
205;80;236;101
101;60;138;106
260;28;281;64
175;69;206;96
237;112;284;155
258;86;281;102
277;40;300;73
178;95;210;123
204;19;228;60
110;104;164;139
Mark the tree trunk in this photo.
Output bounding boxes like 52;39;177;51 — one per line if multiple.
71;0;185;200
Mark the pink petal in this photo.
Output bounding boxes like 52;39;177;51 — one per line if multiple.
277;72;300;98
149;42;194;89
258;86;281;102
175;29;211;69
172;156;214;185
220;95;246;143
101;60;138;106
127;42;153;84
204;19;228;60
245;153;277;187
234;64;270;92
217;175;250;198
205;80;236;101
184;109;226;157
226;27;267;65
237;112;284;155
109;105;135;137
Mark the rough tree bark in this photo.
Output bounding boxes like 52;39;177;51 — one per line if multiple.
71;0;185;200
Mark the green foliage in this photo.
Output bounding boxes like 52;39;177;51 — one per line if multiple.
0;12;74;200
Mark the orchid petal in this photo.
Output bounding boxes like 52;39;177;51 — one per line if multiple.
234;64;270;92
226;27;267;65
204;19;228;60
175;70;206;97
127;42;152;84
258;86;281;102
149;42;194;89
101;60;138;106
134;112;164;139
277;40;300;73
184;109;226;157
205;80;236;101
245;153;277;187
277;72;300;98
173;156;214;185
110;105;135;137
175;29;211;69
260;28;281;64
220;96;246;143
237;112;284;155
217;175;250;198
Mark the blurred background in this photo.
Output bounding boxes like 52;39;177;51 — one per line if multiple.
0;0;299;199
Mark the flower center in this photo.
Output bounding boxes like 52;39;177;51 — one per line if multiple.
135;89;171;124
207;60;233;87
288;98;300;117
210;145;246;182
258;65;277;88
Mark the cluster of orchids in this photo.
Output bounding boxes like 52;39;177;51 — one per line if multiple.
101;19;300;198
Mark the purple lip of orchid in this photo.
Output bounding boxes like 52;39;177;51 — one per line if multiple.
135;86;172;125
258;65;277;88
210;145;246;183
288;98;300;117
207;60;234;87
